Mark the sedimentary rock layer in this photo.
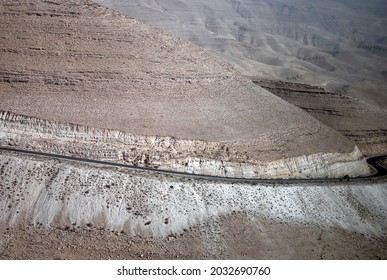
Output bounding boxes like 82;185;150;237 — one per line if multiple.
0;111;370;179
253;79;387;156
0;0;364;167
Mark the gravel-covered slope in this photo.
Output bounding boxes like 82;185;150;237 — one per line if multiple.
0;152;386;259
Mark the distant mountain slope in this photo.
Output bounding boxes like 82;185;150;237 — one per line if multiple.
253;79;387;156
96;0;387;108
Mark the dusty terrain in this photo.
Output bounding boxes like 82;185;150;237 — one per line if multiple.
0;0;386;260
2;215;386;260
96;0;387;108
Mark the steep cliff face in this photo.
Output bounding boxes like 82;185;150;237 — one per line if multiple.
0;111;370;179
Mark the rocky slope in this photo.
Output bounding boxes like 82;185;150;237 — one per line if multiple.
0;151;386;259
253;79;387;156
96;0;387;108
0;0;368;178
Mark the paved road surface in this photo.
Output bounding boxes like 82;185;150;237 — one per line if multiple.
1;146;386;184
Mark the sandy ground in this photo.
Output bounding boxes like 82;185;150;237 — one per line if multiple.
1;215;386;260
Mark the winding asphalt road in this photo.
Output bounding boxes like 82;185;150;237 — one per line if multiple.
0;146;386;184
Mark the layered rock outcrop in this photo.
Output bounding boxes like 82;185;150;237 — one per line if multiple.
0;0;369;179
253;79;387;156
0;111;370;179
0;0;385;260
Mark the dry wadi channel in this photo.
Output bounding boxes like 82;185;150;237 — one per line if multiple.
0;0;386;259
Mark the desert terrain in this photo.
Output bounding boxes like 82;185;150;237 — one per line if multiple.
0;0;386;259
96;0;387;157
252;79;387;156
0;0;369;177
1;151;386;259
96;0;387;108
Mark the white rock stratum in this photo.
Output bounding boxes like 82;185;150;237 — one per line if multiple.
0;111;370;179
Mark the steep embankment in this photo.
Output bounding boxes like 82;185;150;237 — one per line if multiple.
0;0;369;178
0;151;386;259
0;111;369;179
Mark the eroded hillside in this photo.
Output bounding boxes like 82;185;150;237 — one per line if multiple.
253;79;387;156
96;0;387;108
0;0;367;176
0;111;369;179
